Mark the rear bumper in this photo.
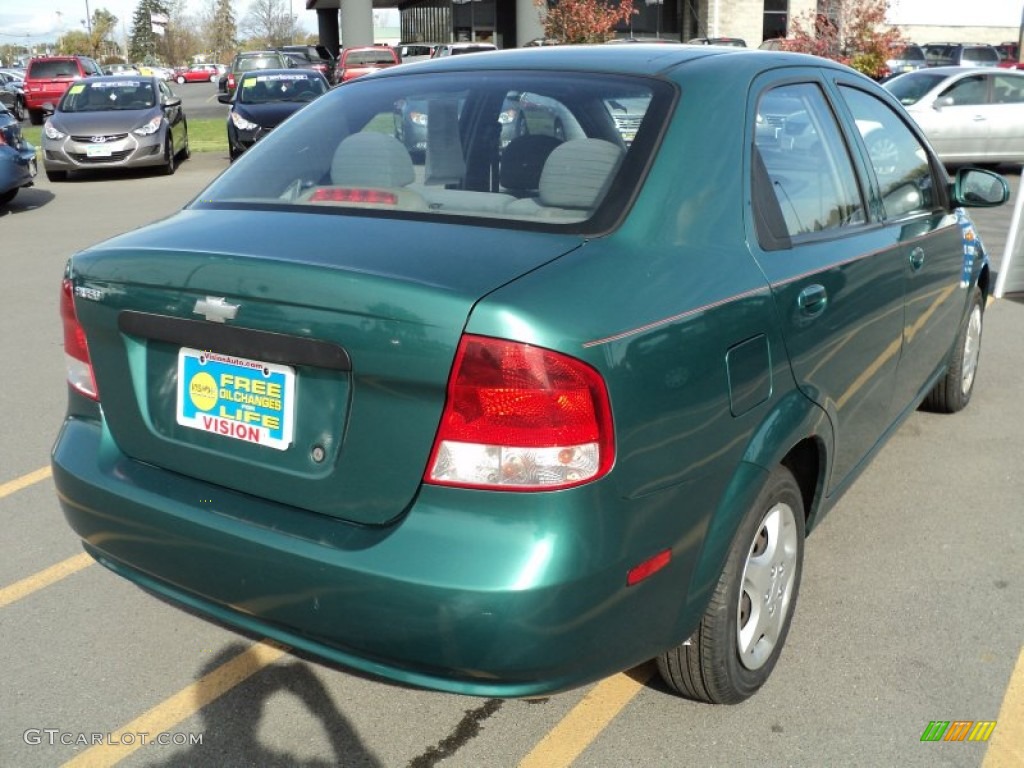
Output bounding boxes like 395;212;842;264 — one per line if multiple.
53;416;700;697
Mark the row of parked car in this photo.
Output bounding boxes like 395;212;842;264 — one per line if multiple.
886;42;1020;77
6;38;1022;210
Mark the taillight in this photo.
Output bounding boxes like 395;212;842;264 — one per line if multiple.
61;278;98;400
426;335;614;490
308;188;397;204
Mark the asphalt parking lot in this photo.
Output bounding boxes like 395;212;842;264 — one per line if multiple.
1;152;1022;767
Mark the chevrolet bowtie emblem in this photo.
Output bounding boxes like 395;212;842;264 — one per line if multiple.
193;297;239;323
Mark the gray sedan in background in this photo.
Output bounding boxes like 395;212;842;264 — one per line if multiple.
41;75;189;181
884;67;1024;164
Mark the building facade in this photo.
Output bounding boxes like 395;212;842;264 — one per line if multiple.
304;0;1019;53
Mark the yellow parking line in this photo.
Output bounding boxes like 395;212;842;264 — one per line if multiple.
519;666;653;768
984;646;1024;767
62;640;288;768
0;553;94;610
0;465;52;500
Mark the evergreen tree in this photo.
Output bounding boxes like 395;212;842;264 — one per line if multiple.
211;0;237;63
128;0;168;63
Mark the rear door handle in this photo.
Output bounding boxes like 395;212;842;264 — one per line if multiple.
797;284;828;317
909;246;925;270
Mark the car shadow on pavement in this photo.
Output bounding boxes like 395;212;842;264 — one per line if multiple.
0;186;54;215
141;641;383;768
52;164;191;184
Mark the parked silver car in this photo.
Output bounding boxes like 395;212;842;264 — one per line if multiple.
883;67;1024;164
41;75;189;181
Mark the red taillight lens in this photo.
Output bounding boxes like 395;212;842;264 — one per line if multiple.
228;74;235;89
308;188;398;204
61;278;98;400
426;335;614;490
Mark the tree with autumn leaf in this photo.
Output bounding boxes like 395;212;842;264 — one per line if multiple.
534;0;637;45
782;0;905;80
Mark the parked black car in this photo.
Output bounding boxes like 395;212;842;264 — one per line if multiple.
278;44;337;85
219;69;328;160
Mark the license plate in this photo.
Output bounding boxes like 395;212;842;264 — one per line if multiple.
176;348;295;450
86;144;113;157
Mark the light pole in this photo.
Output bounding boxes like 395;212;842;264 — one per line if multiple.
84;0;92;36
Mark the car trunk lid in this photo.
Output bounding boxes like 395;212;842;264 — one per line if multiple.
70;208;582;525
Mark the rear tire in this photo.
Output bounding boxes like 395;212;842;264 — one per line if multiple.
13;97;25;122
921;287;983;413
176;75;185;84
657;465;805;703
29;108;43;126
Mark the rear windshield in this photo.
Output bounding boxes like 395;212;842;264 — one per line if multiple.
238;56;283;72
28;60;80;79
894;46;924;61
963;47;998;64
345;51;397;66
450;46;496;55
59;80;156;111
193;70;672;232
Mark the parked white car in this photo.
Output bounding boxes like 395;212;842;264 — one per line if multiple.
884;66;1024;164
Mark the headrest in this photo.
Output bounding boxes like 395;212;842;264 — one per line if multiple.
331;132;415;188
538;138;624;210
500;134;563;192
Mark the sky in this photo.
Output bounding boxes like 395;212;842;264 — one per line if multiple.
886;0;1020;27
0;1;317;44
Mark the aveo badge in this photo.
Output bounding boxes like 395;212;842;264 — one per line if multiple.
176;347;295;450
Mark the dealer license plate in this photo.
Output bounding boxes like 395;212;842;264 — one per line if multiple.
86;144;113;157
176;347;295;450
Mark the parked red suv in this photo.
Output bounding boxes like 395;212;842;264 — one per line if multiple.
23;55;103;125
334;46;400;83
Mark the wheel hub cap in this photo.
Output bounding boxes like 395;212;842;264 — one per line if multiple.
737;502;798;670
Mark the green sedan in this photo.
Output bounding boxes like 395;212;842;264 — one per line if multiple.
53;44;1008;703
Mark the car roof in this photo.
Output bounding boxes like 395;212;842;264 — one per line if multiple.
370;43;805;79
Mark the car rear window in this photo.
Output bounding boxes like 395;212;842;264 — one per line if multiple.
28;60;79;79
193;70;672;233
238;56;283;71
345;51;397;66
963;47;998;64
897;46;924;61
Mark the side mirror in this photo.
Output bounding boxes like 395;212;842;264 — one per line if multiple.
42;102;55;116
950;167;1010;208
163;96;182;108
217;93;232;104
932;96;954;110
